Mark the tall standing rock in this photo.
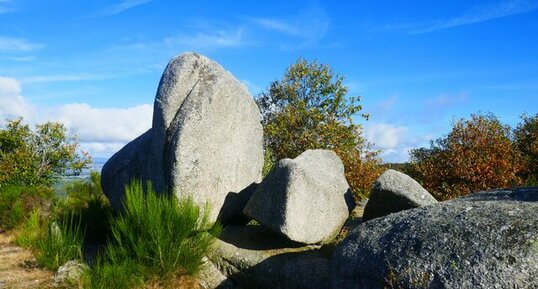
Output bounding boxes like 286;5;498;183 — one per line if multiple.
101;52;264;223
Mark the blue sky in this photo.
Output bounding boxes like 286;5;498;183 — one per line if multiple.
0;0;537;162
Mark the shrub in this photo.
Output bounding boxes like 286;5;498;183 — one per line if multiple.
0;185;53;231
409;113;525;200
88;181;221;288
514;113;538;185
0;117;91;187
257;58;383;199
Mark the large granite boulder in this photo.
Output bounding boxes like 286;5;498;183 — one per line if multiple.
101;52;264;223
362;169;437;221
101;129;152;211
331;187;538;289
244;150;354;244
210;225;330;289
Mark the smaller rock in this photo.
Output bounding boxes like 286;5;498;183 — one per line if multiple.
244;149;353;244
362;169;436;221
53;260;89;287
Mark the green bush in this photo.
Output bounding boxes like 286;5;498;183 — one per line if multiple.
0;117;91;187
35;212;84;270
0;185;53;231
88;181;221;288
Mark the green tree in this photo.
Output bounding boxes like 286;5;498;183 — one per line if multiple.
514;113;538;185
257;58;383;199
0;117;91;187
409;113;524;200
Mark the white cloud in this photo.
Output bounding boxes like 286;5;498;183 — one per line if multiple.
101;0;151;16
0;37;45;51
51;103;152;143
365;123;411;163
0;77;152;157
0;77;36;120
365;123;408;150
411;0;538;34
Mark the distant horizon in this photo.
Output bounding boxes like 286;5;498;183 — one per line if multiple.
1;1;537;163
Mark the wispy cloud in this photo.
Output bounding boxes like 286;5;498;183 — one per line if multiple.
410;0;538;34
166;26;249;49
101;0;151;16
21;74;109;84
426;91;469;109
4;55;36;62
250;4;330;49
0;37;45;51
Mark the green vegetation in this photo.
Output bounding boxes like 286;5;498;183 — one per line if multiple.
59;172;112;243
12;177;219;288
257;58;383;199
0;185;53;231
408;113;537;200
35;212;85;270
514;113;538;186
1;116;218;288
0;117;91;187
88;181;221;289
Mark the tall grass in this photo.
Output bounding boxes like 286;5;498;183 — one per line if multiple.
35;212;85;270
15;209;42;248
88;181;221;289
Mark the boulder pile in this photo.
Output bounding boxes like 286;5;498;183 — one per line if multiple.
102;52;538;289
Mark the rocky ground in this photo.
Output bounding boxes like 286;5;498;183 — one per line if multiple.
0;232;53;289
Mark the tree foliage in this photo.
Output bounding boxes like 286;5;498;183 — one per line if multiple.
257;58;383;199
514;113;538;185
0;117;91;187
409;113;525;200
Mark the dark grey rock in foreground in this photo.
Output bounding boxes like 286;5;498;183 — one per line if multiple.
331;187;538;289
210;225;329;289
244;150;353;244
101;52;264;223
362;169;437;221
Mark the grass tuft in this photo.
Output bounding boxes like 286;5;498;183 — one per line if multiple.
88;180;221;288
35;212;84;270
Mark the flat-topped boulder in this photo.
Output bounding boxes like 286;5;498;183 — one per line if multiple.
244;150;354;244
